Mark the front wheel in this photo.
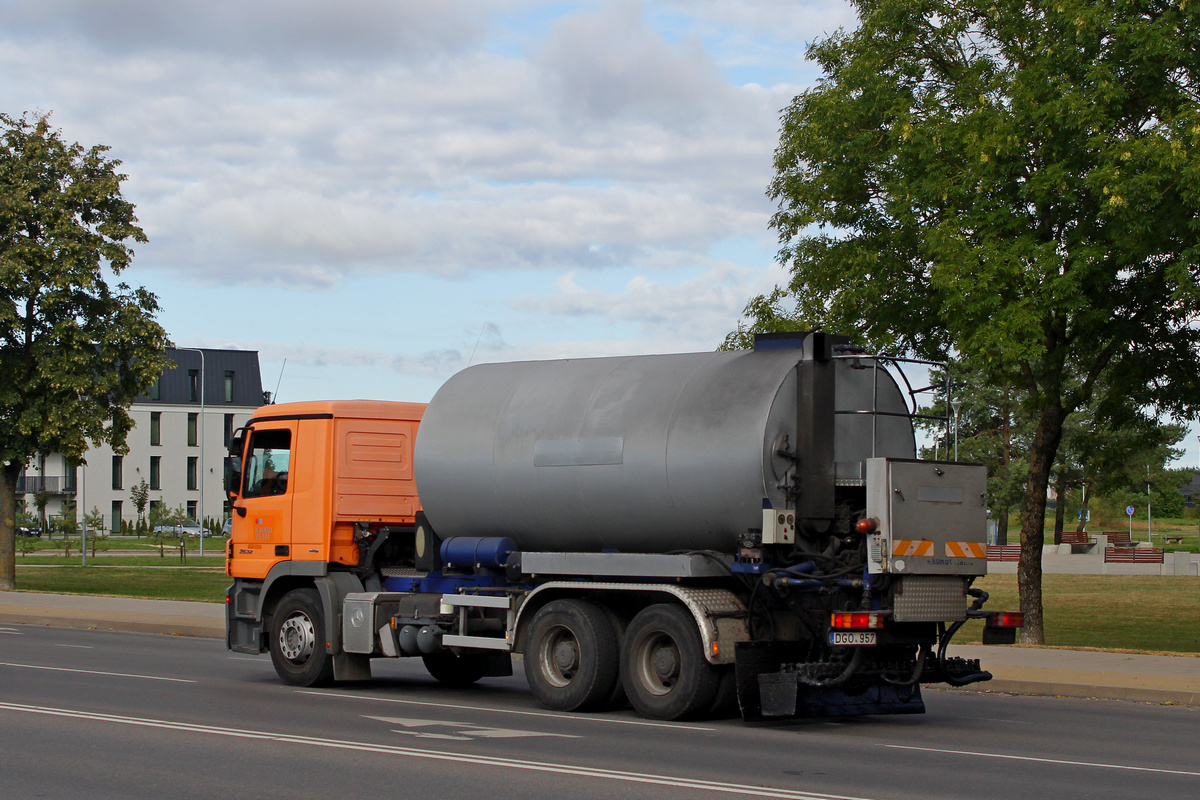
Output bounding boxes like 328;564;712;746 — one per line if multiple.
269;588;334;687
620;603;719;720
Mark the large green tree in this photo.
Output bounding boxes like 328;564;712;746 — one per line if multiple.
754;0;1200;642
0;113;170;590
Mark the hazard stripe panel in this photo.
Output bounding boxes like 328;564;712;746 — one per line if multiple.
891;540;933;557
945;541;987;558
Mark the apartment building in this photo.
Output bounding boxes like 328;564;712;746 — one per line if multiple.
18;348;264;532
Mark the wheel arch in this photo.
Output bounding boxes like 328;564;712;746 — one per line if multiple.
512;582;746;665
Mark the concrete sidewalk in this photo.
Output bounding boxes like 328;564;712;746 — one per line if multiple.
2;590;1197;707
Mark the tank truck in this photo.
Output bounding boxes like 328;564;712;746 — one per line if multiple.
225;332;1021;720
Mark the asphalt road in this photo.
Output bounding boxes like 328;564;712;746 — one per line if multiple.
1;624;1197;800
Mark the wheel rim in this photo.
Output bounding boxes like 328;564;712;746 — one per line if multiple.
634;631;680;697
538;624;580;688
279;612;316;663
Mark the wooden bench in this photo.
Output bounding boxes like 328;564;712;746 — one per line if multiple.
987;544;1022;562
1104;547;1164;564
1102;531;1134;545
1059;532;1093;545
1161;536;1184;545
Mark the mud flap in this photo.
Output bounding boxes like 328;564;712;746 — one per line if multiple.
735;642;925;720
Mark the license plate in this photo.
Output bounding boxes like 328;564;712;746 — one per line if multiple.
829;631;878;646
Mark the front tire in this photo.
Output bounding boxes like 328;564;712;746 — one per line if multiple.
620;603;719;720
524;599;619;712
269;588;334;687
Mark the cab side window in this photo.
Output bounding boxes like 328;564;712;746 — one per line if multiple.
241;428;292;498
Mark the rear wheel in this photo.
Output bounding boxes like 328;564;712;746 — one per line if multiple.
524;599;619;712
620;603;719;720
269;588;334;687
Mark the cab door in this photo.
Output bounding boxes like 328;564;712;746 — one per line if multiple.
229;421;297;580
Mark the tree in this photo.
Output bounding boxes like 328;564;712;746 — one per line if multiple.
0;112;170;590
130;478;150;537
751;0;1200;642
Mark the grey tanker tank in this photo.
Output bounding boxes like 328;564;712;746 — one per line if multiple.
413;345;915;553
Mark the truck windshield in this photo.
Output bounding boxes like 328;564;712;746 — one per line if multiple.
242;428;291;498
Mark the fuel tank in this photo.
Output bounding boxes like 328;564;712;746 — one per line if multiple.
414;343;915;553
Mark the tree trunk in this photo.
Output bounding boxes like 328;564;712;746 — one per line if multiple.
0;462;21;590
996;508;1009;546
1018;402;1067;645
1053;471;1066;546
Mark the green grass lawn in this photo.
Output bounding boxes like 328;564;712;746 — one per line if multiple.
956;573;1200;653
14;566;230;602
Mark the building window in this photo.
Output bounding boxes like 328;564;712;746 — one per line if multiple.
187;457;198;491
150;456;161;490
188;413;198;447
189;369;199;403
150;412;161;446
148;378;160;401
224;370;235;403
187;500;197;521
111;455;123;490
224;414;234;447
149;499;162;516
111;500;122;534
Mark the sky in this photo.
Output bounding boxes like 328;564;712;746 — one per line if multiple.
5;0;1198;467
0;0;858;400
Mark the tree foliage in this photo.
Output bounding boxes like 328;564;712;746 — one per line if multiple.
750;0;1200;642
0;112;170;589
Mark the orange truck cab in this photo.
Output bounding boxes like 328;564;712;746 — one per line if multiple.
225;400;424;682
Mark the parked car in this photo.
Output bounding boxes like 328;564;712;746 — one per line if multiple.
221;518;232;536
16;526;41;538
152;523;204;538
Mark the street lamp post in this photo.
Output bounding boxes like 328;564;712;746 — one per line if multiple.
179;348;205;557
951;399;963;462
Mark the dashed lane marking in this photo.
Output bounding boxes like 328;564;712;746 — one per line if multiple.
884;745;1200;777
0;662;194;683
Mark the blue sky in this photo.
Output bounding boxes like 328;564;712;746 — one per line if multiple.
2;0;859;404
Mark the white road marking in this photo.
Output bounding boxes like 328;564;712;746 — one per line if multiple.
299;689;717;732
969;717;1032;724
227;656;267;662
0;662;195;683
0;700;872;800
0;629;22;635
55;644;93;649
884;745;1200;777
366;715;580;740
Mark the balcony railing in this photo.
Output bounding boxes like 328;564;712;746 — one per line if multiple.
16;475;77;495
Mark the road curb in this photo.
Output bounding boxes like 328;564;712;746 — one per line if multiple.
943;679;1200;707
0;610;224;640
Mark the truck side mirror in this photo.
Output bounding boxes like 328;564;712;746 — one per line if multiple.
225;456;242;498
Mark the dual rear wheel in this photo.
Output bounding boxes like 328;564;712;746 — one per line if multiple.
523;600;724;720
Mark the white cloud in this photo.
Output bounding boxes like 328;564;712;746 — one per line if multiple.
0;0;490;63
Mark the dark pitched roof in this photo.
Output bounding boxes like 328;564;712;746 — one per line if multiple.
139;348;264;407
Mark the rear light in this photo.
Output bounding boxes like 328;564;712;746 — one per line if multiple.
830;612;884;629
987;612;1024;628
854;517;878;535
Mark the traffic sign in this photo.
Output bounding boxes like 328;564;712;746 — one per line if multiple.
1126;505;1135;516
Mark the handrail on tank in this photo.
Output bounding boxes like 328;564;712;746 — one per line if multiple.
828;346;950;459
